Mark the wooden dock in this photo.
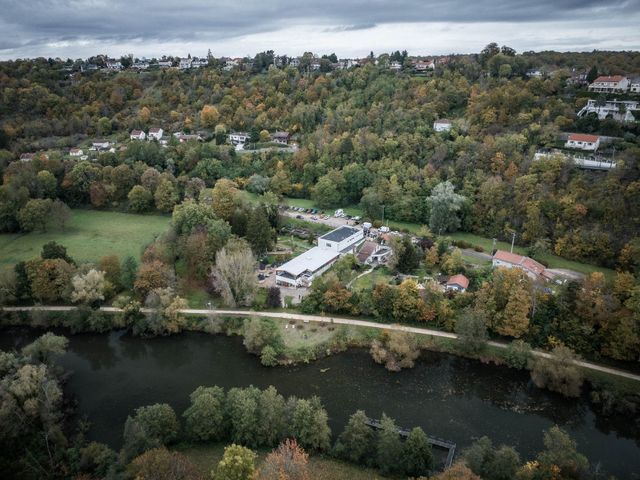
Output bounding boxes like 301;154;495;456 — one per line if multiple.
365;418;456;469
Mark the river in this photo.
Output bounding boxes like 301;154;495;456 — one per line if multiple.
1;329;639;478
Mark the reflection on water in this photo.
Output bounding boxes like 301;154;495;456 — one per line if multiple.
1;328;638;478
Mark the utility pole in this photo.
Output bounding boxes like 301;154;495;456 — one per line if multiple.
510;232;516;253
381;204;385;225
492;238;497;254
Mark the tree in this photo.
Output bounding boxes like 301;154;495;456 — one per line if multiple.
259;439;309;480
455;309;488;354
99;255;121;289
536;425;589;479
430;462;481;480
41;241;74;264
246;206;274;254
265;287;281;308
334;410;376;465
154;179;178;213
27;258;74;302
389;235;420;274
121;256;138;290
21;332;68;364
243;317;284;356
183;386;226;442
530;345;584;397
290;397;331;451
214;444;256;480
586;65;599;83
370;331;420;372
17;198;52;231
426;181;466;234
401;427;433;477
504;340;532;369
464;436;520;480
257;386;287;446
376;413;402;475
211;178;241;221
71;269;106;305
210;240;256;307
134;260;172;297
50;199;71;230
35;170;57;198
130;403;179;447
200;105;220;128
128;447;201;480
226;387;261;447
128;185;153;212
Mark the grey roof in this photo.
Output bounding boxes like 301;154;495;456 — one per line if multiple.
320;226;360;243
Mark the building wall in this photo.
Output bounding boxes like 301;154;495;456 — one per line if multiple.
318;230;364;252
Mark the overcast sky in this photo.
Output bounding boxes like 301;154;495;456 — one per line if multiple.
0;0;639;60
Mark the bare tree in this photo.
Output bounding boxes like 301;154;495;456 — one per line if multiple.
209;239;256;307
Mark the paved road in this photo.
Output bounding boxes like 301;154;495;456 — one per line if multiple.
3;305;639;383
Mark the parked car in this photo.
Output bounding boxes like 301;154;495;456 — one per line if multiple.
311;216;318;220
296;214;303;219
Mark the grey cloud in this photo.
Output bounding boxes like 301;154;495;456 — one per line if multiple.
0;0;638;57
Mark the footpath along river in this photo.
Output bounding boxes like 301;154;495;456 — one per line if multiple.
1;328;639;477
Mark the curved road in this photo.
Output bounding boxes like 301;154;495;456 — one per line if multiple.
3;306;639;383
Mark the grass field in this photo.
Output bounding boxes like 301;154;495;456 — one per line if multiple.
177;442;384;479
0;209;170;270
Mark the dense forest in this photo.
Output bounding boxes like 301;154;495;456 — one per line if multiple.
1;48;640;267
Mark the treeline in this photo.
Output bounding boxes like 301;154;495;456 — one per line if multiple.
2;48;640;267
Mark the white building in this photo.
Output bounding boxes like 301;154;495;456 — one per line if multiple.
630;77;640;94
446;274;470;293
389;61;402;71
106;61;122;71
565;133;600;151
229;132;249;144
492;250;546;280
158;61;172;68
588;75;629;93
69;148;83;157
414;60;435;72
148;127;163;141
433;119;452;132
130;129;146;140
270;131;290;145
276;226;365;288
91;140;111;151
191;59;208;68
577;99;639;123
179;58;192;69
132;62;149;70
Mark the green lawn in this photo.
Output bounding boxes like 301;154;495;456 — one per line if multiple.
0;209;170;270
177;442;384;479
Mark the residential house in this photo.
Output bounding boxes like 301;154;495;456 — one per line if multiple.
19;153;35;162
389;61;402;71
630;77;640;94
414;59;435;72
106;61;122;71
565;133;600;151
276;226;364;287
229;132;250;144
446;274;469;293
588;75;629;93
148;128;163;141
577;99;639;122
191;58;208;68
526;69;543;78
158;61;172;68
91;140;111;151
270;131;290;145
223;58;239;71
132;62;149;70
492;250;546;280
356;240;392;265
310;61;321;71
289;57;301;68
176;134;203;143
130;130;146;140
69;148;83;157
433;119;452;132
81;63;98;72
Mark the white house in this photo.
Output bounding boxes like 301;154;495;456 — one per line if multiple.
276;226;365;288
191;59;208;68
446;274;470;293
229;132;249;144
106;61;122;71
433;119;452;132
630;77;640;94
179;58;192;69
389;61;402;71
270;131;290;145
91;140;111;150
588;75;629;93
19;153;35;162
492;250;546;280
132;62;149;70
130;130;146;140
69;148;83;157
565;133;600;151
577;99;639;123
289;57;301;68
310;61;321;71
224;58;240;71
317;226;364;253
414;60;435;72
148;128;163;141
158;61;172;68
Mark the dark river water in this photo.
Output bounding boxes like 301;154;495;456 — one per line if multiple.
1;329;639;478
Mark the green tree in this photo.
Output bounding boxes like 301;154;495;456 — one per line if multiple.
464;436;520;480
401;427;433;477
376;413;402;475
183;386;226;442
214;444;256;480
128;185;153;212
257;386;287;447
243;318;285;356
426;181;466;234
133;403;180;445
41;241;74;264
455;309;488;354
226;386;261;447
17;198;52;231
291;397;331;451
536;425;589;479
246;206;274;254
71;269;106;305
121;256;138;290
154;179;179;213
21;332;68;364
334;410;376;465
530;345;583;397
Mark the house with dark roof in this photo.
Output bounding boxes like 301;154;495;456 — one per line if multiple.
130;129;146;140
270;131;290;144
318;226;364;253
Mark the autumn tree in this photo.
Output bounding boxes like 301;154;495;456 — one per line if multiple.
134;260;172;297
200;105;220;128
370;331;421;372
128;185;153;212
71;269;106;305
128;447;201;480
530;345;584;397
210;239;256;307
214;444;256;480
211;178;241;221
259;439;309;480
26;258;74;303
154;179;178;213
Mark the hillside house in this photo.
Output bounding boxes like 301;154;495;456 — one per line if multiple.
630;77;640;93
106;61;122;71
158;61;172;68
446;274;469;292
492;250;546;280
229;132;249;144
191;59;208;68
414;60;435;72
433;119;452;132
130;130;146;140
578;99;638;123
270;131;290;144
148;128;163;141
289;57;301;68
588;75;629;93
91;140;111;151
389;61;402;71
565;133;600;151
19;153;35;162
318;226;364;253
69;148;83;157
132;62;149;70
179;58;192;69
